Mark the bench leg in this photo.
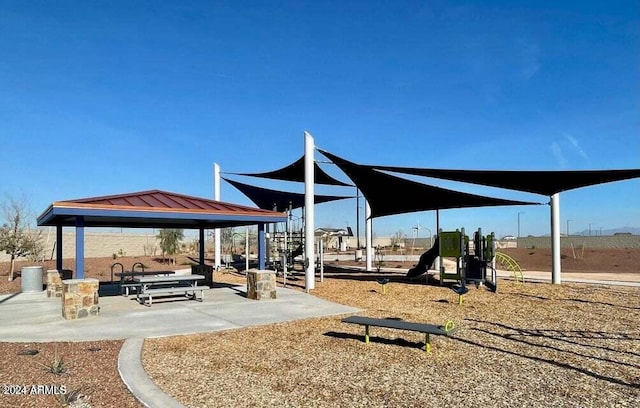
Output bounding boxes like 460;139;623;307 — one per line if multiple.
365;325;370;344
425;333;431;354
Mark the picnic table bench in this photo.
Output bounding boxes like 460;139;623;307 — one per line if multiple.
134;274;210;307
342;316;456;353
115;270;176;296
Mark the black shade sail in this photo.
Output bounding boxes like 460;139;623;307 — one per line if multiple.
371;166;640;196
228;156;353;187
223;178;353;211
318;149;541;218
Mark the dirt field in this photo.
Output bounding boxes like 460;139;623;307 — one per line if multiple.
0;247;638;293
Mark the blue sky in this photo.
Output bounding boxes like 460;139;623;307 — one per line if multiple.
1;0;638;239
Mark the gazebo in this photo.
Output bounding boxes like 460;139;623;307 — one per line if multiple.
37;190;287;278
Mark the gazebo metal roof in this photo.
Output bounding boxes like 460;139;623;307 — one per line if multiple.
37;189;287;229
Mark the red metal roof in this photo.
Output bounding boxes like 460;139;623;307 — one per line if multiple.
38;190;286;229
58;190;280;215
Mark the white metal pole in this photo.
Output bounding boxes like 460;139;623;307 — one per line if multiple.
214;163;222;270
434;209;441;271
365;200;372;272
551;193;561;284
304;131;315;290
319;239;324;282
245;226;249;271
283;230;288;287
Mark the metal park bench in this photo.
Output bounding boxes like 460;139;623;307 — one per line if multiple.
342;316;456;353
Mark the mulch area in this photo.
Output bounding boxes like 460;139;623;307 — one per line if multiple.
0;250;638;407
142;269;640;407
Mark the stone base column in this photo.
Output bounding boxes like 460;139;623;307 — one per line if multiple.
46;269;73;298
246;270;276;300
191;264;214;286
61;278;100;320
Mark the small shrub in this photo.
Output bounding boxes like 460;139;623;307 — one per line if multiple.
59;386;90;407
112;253;117;260
39;348;68;375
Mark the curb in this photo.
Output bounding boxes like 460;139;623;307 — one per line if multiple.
118;338;186;408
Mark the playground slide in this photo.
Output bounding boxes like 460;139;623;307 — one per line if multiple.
406;237;440;278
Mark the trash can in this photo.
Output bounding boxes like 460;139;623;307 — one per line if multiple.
355;249;363;261
21;266;44;293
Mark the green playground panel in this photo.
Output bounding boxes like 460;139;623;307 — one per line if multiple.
439;231;463;257
484;234;495;260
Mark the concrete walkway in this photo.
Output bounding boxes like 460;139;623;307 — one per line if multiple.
0;283;359;408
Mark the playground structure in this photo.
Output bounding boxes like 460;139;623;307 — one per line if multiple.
494;252;525;283
408;227;498;292
439;227;498;292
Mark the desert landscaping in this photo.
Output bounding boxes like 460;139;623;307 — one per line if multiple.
0;248;638;407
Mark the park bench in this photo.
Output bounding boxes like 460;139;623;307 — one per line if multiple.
342;315;456;353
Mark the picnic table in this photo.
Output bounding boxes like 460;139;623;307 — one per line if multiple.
115;270;176;296
133;274;210;307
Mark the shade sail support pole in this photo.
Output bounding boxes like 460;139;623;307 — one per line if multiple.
304;131;315;290
214;163;221;270
365;200;372;272
245;226;250;271
434;209;440;271
551;193;561;284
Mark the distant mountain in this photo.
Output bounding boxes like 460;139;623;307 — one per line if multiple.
573;226;640;236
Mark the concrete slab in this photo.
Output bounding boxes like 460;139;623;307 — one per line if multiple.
0;284;360;342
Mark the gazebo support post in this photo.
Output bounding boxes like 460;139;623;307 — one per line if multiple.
199;228;205;265
56;224;63;270
75;216;85;279
258;223;266;270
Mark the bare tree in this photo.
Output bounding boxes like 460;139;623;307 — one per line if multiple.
0;195;40;280
390;230;406;250
221;227;235;254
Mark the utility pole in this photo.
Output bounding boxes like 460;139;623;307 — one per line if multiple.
517;212;524;237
